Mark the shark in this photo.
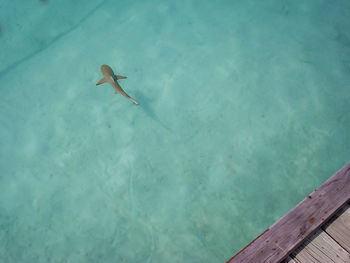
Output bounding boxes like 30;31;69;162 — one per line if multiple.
96;64;139;105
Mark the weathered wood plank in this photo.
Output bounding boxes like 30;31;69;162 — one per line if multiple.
322;203;350;253
289;229;350;263
227;162;350;263
284;204;350;262
282;256;297;263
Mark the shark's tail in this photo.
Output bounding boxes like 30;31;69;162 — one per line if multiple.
120;90;139;105
129;97;139;105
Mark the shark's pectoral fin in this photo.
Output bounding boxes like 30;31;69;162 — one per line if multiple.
115;75;127;80
96;77;107;85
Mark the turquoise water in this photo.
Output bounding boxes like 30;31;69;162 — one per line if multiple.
1;0;350;262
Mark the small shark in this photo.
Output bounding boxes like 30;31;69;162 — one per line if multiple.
96;64;139;105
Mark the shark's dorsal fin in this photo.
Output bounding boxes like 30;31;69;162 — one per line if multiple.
115;75;127;80
96;77;107;85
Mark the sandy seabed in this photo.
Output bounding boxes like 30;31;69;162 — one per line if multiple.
0;0;350;262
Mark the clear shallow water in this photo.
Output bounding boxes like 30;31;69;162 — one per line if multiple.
1;0;350;262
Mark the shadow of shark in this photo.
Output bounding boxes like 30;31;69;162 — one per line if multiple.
134;91;172;132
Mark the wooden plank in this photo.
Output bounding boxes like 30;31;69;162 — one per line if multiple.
284;204;350;262
322;203;350;253
289;229;350;263
227;162;350;263
282;256;297;263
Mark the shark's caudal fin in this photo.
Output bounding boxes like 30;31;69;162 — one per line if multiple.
115;75;127;79
129;97;139;105
96;77;107;85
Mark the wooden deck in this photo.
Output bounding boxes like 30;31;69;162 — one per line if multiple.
227;162;350;263
283;203;350;263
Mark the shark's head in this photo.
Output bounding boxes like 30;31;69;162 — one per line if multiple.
101;64;114;78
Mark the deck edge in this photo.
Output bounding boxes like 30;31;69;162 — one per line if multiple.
227;162;350;263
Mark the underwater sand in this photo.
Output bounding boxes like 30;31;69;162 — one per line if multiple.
1;0;350;262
